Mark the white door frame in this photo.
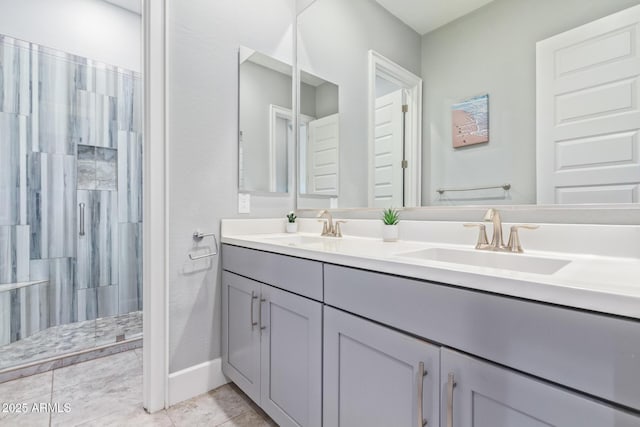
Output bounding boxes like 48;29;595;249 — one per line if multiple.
268;104;293;192
367;50;422;207
142;0;169;413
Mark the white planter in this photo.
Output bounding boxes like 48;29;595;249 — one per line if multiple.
286;222;298;233
382;224;398;242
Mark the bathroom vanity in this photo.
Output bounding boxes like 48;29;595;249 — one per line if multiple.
220;219;640;427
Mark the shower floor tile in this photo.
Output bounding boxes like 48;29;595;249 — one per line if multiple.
0;311;142;371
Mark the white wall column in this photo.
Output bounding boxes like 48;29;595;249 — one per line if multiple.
143;0;169;413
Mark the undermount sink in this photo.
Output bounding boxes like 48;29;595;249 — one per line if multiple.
397;247;571;275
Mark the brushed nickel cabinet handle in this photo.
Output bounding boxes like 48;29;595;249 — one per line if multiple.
259;297;266;330
250;291;258;328
447;372;457;427
417;361;428;427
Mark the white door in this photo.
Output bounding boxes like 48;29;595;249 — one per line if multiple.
373;90;404;208
307;113;339;195
537;4;640;204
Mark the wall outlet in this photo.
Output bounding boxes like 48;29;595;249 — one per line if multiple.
238;193;250;214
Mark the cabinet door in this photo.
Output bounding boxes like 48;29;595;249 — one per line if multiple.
221;272;261;403
324;306;440;427
441;348;640;427
260;284;322;427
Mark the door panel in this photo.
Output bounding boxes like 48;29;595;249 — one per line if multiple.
373;90;403;208
260;285;322;427
324;306;440;427
441;348;640;427
222;272;261;403
537;4;640;203
307;113;339;195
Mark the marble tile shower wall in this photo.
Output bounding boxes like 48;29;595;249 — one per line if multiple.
0;36;143;348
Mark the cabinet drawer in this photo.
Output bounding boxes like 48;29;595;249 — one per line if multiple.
324;264;640;411
222;244;323;301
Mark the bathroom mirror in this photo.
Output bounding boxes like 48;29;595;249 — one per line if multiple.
298;70;340;198
297;0;640;208
239;47;293;194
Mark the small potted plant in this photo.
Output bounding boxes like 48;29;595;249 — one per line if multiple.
286;211;298;233
382;207;400;242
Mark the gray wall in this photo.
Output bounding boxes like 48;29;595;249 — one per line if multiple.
300;81;339;119
0;0;141;72
168;0;295;374
298;0;421;207
422;0;640;206
315;82;339;118
240;60;292;192
301;82;317;117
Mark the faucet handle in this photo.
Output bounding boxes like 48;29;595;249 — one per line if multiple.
317;219;329;236
335;220;347;238
463;223;489;249
506;225;539;253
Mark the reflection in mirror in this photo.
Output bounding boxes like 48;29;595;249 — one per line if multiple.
297;0;422;208
239;47;292;193
297;0;640;208
369;51;422;208
299;71;340;198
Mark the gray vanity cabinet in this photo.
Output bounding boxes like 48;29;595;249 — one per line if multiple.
222;246;323;427
259;283;322;427
440;348;640;427
324;306;440;427
221;271;261;402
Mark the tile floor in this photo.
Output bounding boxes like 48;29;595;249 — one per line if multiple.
1;311;143;371
0;349;275;426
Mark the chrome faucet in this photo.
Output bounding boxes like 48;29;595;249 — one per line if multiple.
317;210;346;237
483;208;505;250
465;208;539;253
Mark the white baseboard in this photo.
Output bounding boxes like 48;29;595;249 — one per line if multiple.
168;357;229;406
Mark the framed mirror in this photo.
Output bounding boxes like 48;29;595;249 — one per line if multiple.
238;46;293;194
297;0;640;208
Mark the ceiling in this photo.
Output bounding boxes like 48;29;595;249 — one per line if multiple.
102;0;141;15
375;0;494;35
103;0;492;33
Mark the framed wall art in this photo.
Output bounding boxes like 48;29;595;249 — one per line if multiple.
451;94;489;148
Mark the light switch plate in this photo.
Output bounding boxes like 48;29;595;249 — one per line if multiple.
238;193;250;214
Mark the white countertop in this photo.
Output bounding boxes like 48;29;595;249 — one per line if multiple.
221;219;640;319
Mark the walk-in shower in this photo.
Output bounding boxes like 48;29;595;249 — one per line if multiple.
0;35;143;373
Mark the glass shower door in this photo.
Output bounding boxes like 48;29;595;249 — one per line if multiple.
0;35;143;372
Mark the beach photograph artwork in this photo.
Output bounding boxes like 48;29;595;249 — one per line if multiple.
451;94;489;148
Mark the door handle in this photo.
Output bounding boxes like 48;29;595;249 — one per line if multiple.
447;372;456;427
250;291;258;328
79;203;85;236
259;297;266;330
417;361;428;426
